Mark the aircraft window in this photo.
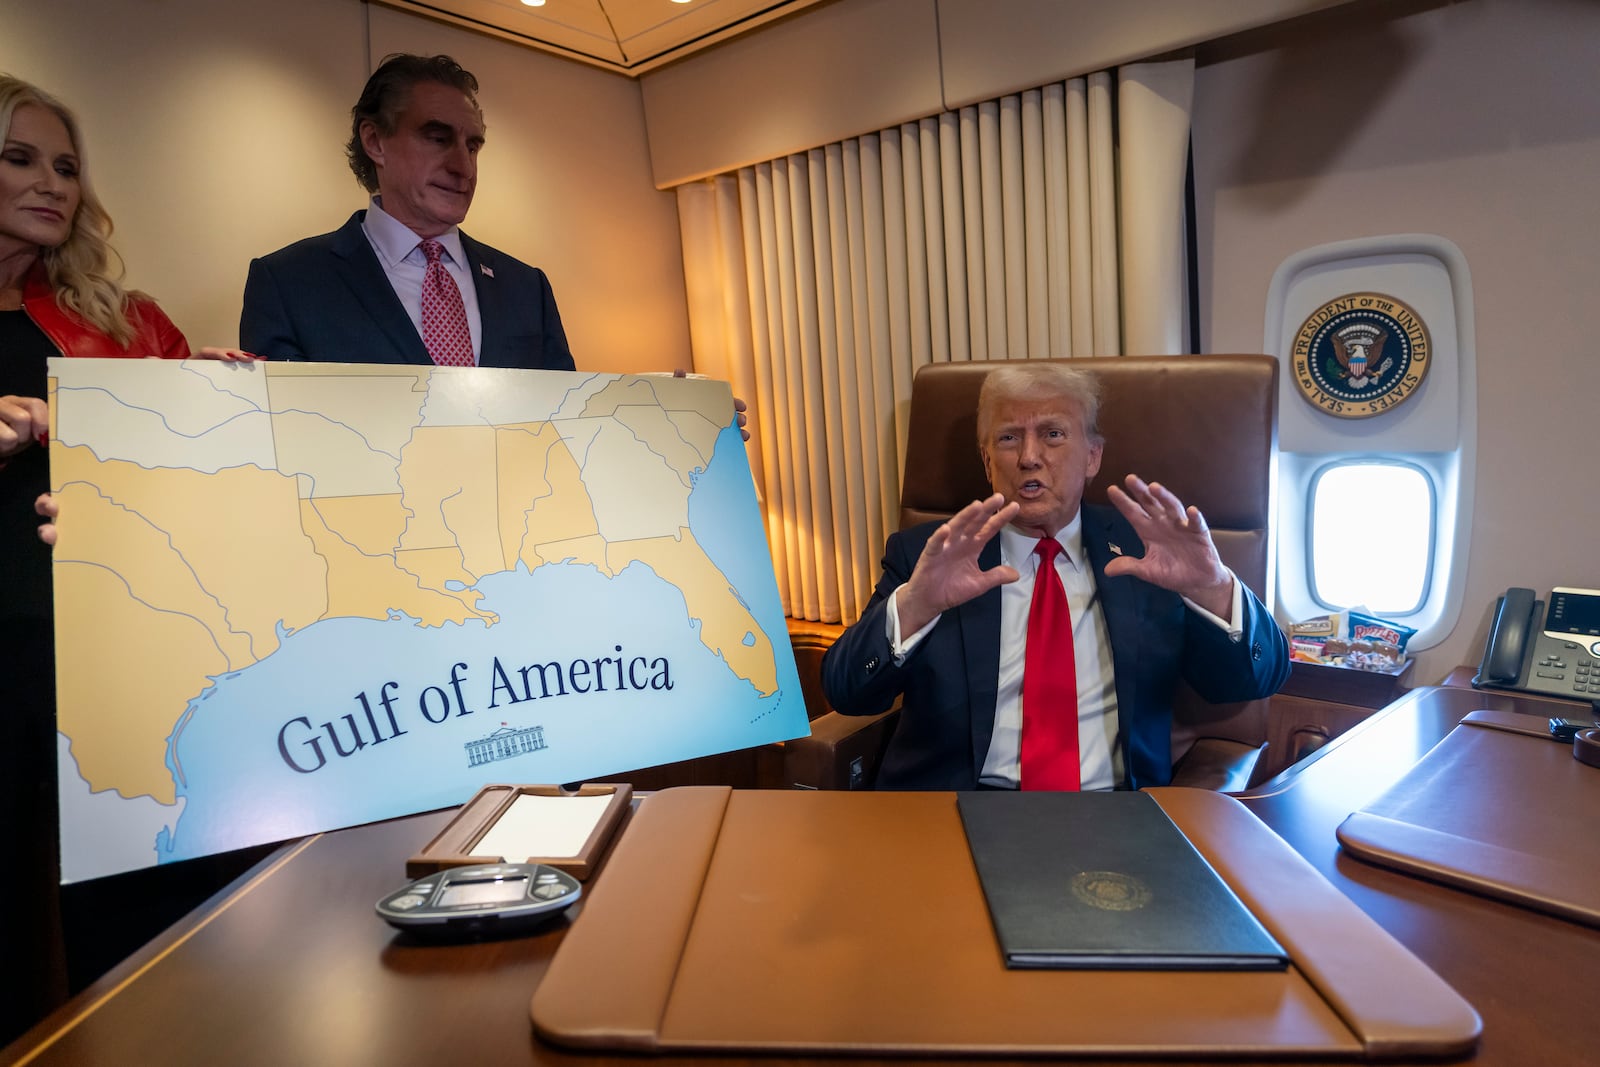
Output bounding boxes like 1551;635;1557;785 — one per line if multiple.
1265;234;1476;651
1307;460;1434;615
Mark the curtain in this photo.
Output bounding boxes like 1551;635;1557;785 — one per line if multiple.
678;59;1195;625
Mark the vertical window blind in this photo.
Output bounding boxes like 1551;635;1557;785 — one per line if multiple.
677;60;1194;625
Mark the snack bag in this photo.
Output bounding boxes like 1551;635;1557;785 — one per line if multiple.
1289;612;1344;642
1344;610;1417;672
1290;639;1328;664
1287;613;1344;663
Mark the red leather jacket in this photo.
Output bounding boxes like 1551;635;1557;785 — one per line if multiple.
21;262;190;360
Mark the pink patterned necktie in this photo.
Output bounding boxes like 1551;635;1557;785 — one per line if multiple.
420;239;474;367
1020;537;1081;791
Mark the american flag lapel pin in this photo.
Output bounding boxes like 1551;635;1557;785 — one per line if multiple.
480;264;494;278
1108;542;1123;556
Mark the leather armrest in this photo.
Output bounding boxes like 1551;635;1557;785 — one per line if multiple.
782;709;899;790
1169;737;1267;794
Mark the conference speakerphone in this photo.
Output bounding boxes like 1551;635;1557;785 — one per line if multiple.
376;862;581;939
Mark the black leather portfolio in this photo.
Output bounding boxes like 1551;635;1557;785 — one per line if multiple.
958;790;1288;970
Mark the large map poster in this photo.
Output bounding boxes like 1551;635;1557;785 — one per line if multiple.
48;359;808;883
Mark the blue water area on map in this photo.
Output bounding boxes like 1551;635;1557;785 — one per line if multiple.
158;421;806;863
686;423;773;615
682;423;803;701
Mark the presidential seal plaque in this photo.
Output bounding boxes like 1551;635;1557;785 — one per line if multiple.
1291;292;1430;418
1069;869;1152;912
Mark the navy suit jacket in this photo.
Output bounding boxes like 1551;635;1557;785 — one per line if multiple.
240;211;575;370
820;503;1290;791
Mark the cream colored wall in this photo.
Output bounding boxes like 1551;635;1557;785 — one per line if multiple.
2;0;360;349
1192;0;1600;685
640;0;943;188
640;0;1357;187
0;0;689;373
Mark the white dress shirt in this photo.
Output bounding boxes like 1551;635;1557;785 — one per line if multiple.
361;197;484;363
980;520;1120;789
886;513;1243;790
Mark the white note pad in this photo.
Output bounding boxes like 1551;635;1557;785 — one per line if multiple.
473;793;618;860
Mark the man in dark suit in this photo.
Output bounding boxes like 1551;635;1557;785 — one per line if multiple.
821;362;1289;791
240;53;574;370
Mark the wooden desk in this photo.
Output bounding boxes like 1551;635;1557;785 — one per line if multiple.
1239;685;1600;1066
1258;658;1415;781
6;686;1597;1067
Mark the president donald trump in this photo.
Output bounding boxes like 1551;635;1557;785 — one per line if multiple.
821;362;1290;791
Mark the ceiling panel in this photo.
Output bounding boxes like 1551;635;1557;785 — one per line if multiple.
378;0;830;75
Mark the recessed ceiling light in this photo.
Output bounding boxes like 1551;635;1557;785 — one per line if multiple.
521;0;545;7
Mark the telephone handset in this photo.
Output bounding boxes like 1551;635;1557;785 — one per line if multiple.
1473;586;1600;704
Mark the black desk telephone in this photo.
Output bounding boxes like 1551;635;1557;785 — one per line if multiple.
1473;587;1600;704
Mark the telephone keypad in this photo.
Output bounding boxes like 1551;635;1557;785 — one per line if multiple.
1530;648;1600;694
1580;657;1600;693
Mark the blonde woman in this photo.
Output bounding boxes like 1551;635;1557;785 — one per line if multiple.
0;74;242;1043
1;76;192;443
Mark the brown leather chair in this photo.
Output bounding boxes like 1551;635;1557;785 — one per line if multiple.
783;354;1282;792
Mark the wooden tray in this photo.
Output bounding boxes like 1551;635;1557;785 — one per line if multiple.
406;782;630;880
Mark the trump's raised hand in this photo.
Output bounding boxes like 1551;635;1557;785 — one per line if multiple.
1104;474;1233;620
896;493;1022;635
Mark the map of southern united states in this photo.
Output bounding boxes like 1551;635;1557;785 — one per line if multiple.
50;364;772;806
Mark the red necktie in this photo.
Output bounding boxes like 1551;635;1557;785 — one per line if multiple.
420;239;474;367
1020;537;1080;791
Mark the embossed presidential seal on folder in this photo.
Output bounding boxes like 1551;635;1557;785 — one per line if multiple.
958;791;1288;970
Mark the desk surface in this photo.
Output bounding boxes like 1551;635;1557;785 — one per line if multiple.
6;685;1598;1067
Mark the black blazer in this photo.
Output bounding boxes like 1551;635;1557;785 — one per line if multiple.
820;503;1290;790
240;211;575;371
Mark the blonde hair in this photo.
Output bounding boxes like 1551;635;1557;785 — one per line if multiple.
0;75;135;345
977;362;1103;447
